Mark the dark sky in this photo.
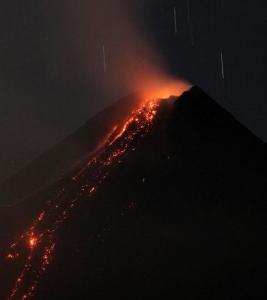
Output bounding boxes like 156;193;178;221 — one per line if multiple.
0;0;266;183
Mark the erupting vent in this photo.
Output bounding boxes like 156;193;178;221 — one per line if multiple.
3;96;174;300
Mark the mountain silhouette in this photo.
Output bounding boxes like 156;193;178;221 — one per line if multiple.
1;86;266;300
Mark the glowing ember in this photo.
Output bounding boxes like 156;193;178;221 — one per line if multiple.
38;211;45;222
89;187;97;194
29;237;38;249
2;94;179;300
6;253;19;260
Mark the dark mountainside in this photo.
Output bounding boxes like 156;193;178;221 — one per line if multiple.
0;93;144;207
1;87;266;299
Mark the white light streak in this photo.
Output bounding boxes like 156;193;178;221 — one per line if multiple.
220;51;225;80
173;7;177;33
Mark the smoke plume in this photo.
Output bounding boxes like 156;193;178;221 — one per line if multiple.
65;0;190;102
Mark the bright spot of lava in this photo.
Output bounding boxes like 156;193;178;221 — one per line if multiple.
2;80;191;300
28;237;38;249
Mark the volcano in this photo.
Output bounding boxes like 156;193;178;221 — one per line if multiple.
0;86;266;300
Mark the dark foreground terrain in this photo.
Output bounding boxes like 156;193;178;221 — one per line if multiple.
1;87;266;299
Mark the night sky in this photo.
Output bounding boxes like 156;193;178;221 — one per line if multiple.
0;0;266;183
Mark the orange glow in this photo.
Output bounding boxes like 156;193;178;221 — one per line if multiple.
4;88;185;300
140;78;192;101
108;97;160;148
29;237;38;249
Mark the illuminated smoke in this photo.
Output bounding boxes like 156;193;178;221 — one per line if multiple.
64;0;191;100
2;2;193;298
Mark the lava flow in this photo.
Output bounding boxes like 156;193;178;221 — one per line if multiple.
2;97;164;300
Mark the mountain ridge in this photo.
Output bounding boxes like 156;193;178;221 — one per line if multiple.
1;86;265;207
0;86;266;299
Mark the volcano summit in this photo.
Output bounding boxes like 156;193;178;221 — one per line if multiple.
0;87;266;299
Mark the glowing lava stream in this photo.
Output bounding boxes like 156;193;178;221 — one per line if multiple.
3;98;161;300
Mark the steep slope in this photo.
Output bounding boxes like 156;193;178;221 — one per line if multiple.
0;93;144;207
1;87;266;300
